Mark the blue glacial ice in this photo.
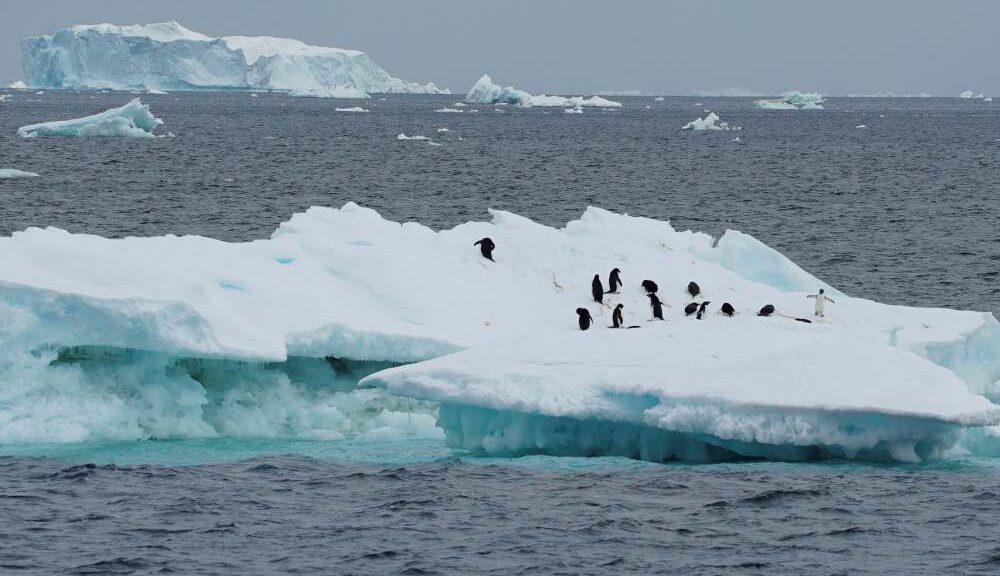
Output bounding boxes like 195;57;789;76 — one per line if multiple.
21;22;448;95
0;204;997;461
17;98;162;138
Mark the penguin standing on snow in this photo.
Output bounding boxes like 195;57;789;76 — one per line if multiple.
687;281;701;299
474;238;495;261
696;301;711;320
641;280;659;294
576;308;593;331
592;274;604;304
720;303;735;317
807;288;836;317
648;293;665;320
684;302;699;316
612;303;624;328
606;268;622;294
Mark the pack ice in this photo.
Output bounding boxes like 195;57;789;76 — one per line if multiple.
21;22;447;95
465;74;621;108
0;204;997;462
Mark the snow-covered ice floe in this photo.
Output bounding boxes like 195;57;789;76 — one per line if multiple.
0;204;997;461
465;74;622;108
682;112;740;131
0;169;40;179
16;98;162;138
21;22;447;95
755;91;825;110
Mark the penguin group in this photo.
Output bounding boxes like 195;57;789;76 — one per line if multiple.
469;237;830;331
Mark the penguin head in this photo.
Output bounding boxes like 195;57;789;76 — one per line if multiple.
819;288;825;294
576;307;590;317
700;301;711;310
615;303;623;310
612;268;620;274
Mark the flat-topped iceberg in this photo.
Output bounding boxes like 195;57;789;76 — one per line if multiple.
21;21;447;95
465;74;621;108
0;204;997;459
755;91;825;110
16;98;162;138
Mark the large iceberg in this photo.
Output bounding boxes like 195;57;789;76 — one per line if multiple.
465;74;621;108
755;91;825;110
21;22;447;95
0;204;997;460
16;99;162;138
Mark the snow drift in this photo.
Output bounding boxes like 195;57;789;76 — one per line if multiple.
21;22;447;95
465;74;621;108
16;98;162;138
755;91;825;110
0;204;997;461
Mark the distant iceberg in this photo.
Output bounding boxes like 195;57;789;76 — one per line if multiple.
960;90;985;99
17;98;162;138
682;111;740;131
755;91;825;110
0;168;40;179
21;22;448;94
465;74;622;108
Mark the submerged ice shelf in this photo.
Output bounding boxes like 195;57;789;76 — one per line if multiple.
0;204;997;461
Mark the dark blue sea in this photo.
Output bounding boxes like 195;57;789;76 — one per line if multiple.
1;91;999;574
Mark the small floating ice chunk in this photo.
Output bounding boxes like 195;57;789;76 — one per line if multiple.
436;127;449;132
453;102;467;107
682;111;740;131
563;105;583;114
289;86;369;98
960;90;985;99
755;91;824;110
8;80;27;89
984;97;993;102
249;93;259;98
435;108;464;113
16;98;163;138
146;88;168;95
397;133;431;141
654;96;665;102
856;124;867;129
0;94;11;102
0;168;40;179
335;107;369;112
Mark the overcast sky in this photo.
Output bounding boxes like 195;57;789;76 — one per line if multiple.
2;0;997;95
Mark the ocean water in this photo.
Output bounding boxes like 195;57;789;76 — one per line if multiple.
1;91;999;574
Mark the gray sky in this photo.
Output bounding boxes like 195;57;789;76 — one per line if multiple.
2;0;998;96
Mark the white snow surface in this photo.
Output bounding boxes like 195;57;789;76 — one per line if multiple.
465;74;621;108
16;98;162;138
0;204;998;459
682;112;739;131
0;169;40;179
22;22;447;95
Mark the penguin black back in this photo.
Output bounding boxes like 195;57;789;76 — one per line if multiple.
648;293;664;320
612;303;624;328
696;301;711;320
576;308;593;330
473;237;495;261
757;304;775;317
641;280;658;294
721;302;735;317
687;281;701;298
607;268;622;294
591;274;604;304
684;302;699;316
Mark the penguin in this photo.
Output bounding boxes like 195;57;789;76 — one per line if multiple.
687;281;701;298
591;274;604;304
757;304;775;317
696;301;711;320
612;303;624;328
720;302;735;317
684;302;699;316
473;238;495;261
641;280;659;294
648;293;664;320
606;268;622;294
576;308;593;331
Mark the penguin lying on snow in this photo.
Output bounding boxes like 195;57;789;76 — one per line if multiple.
684;302;699;316
641;280;659;294
474;238;495;261
576;308;593;330
687;281;701;298
606;268;622;294
757;304;775;317
720;303;735;317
